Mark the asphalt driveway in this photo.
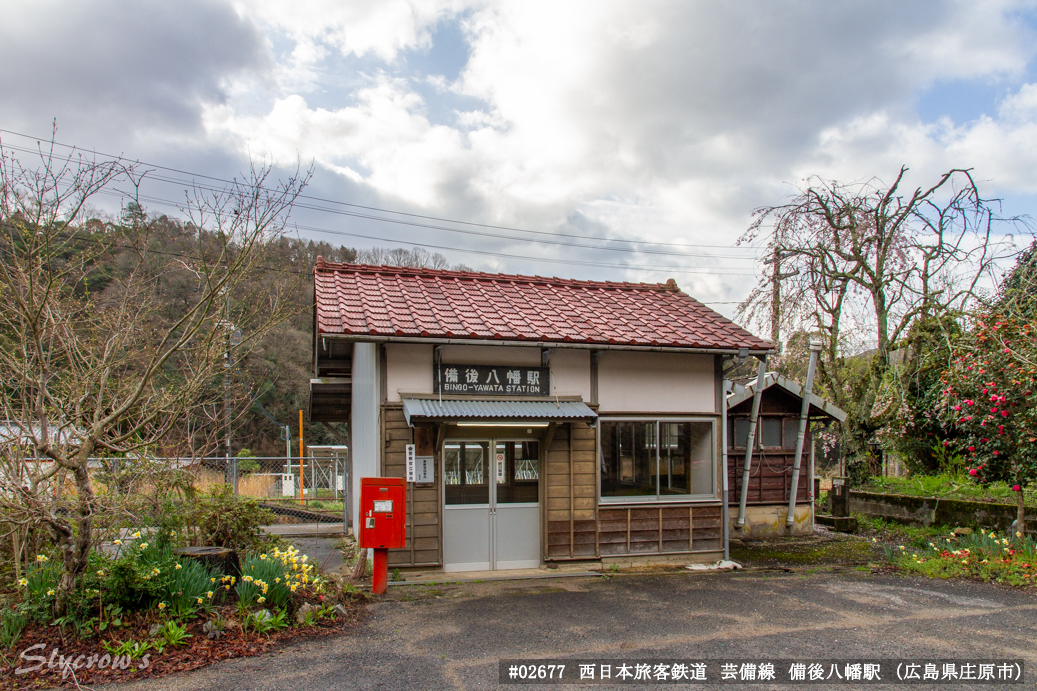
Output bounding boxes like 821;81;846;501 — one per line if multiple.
99;569;1037;690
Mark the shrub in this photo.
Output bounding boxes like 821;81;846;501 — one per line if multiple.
193;485;276;552
0;607;28;650
236;545;316;611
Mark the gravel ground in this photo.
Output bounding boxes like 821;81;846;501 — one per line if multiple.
93;568;1037;691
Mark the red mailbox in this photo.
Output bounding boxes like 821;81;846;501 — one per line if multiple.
359;477;406;549
359;477;406;594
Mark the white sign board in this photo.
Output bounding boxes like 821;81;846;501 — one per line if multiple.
281;474;294;497
407;444;434;483
413;456;433;484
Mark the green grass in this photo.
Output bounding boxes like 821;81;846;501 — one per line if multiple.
890;527;1037;587
860;473;1035;507
855;515;950;547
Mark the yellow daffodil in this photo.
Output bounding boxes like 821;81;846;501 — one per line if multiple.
207;590;214;598
97;570;105;577
46;589;55;596
17;578;27;587
175;563;182;570
132;531;141;538
36;554;48;562
158;602;166;610
257;596;266;604
140;542;149;550
196;597;204;604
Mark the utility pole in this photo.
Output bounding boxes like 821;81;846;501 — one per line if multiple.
223;291;242;494
769;246;798;350
770;247;781;345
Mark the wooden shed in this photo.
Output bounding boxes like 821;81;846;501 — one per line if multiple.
726;372;845;536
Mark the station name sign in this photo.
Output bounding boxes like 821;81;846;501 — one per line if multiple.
434;364;550;396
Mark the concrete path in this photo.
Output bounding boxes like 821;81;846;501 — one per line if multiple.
98;569;1036;690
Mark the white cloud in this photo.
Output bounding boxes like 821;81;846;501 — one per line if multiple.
234;0;468;63
6;0;1037;310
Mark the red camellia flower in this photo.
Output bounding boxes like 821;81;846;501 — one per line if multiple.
970;469;978;476
1001;410;1009;417
1013;485;1022;491
968;446;975;452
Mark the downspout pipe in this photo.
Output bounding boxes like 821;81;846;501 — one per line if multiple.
735;357;768;528
722;376;731;561
786;340;822;529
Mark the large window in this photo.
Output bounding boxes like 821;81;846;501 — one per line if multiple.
730;416;802;450
600;419;715;501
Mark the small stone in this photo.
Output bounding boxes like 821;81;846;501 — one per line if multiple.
952;527;973;536
148;623;162;637
296;602;318;625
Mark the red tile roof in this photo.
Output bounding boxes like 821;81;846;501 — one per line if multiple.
314;259;772;352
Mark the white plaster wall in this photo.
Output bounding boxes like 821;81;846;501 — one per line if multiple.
549;349;591;400
385;343;434;402
597;351;715;413
440;344;541;366
350;342;381;532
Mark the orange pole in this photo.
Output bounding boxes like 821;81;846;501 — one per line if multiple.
299;409;304;504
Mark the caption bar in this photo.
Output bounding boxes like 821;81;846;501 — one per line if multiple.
499;660;1025;684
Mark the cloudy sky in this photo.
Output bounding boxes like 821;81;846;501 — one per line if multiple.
2;0;1036;317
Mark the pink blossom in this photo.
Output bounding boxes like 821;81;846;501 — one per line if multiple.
954;405;962;411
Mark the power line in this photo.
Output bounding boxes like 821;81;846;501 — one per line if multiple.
0;128;762;253
2;140;757;262
95;187;759;277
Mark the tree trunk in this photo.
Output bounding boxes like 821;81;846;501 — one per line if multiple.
1017;481;1026;537
55;462;96;615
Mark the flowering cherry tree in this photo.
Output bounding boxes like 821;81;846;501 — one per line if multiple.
942;315;1037;532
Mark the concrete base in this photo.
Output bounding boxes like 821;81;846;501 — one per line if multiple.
729;504;813;539
390;566;600;585
600;551;723;568
815;514;858;532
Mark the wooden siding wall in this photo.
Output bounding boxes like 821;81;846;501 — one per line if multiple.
726;453;811;506
545;422;723;559
381;406;441;567
545;423;597;558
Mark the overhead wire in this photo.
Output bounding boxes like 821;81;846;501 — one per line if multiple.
93;187;759;277
0;128;763;253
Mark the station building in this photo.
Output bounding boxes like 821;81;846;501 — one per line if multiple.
309;260;773;572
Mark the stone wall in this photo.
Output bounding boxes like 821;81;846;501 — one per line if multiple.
849;490;1032;534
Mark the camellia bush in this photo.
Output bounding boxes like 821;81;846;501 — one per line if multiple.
941;315;1037;530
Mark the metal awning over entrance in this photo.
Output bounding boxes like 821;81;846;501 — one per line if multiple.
402;398;597;427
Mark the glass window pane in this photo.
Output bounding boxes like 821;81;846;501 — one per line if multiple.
733;419;751;448
761;418;782;447
445;442;489;505
444;444;461;485
660;421;714;496
496;441;539;503
783;418;800;450
465;445;484;485
600;421;657;498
